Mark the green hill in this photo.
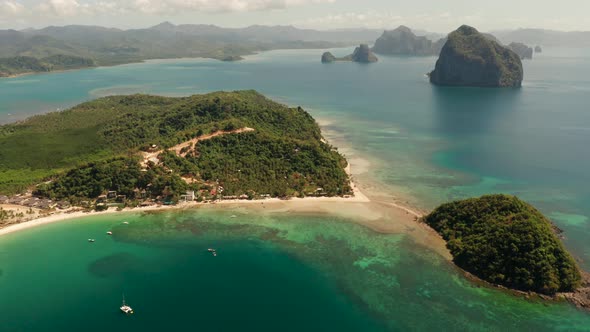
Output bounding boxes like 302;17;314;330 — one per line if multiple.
424;194;581;295
0;54;95;77
0;91;351;202
0;24;352;75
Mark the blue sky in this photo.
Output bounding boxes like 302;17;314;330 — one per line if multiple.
1;0;589;32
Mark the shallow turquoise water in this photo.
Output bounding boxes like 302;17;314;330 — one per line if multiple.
1;210;589;331
1;48;590;330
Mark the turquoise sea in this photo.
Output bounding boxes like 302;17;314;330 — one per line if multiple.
1;48;590;331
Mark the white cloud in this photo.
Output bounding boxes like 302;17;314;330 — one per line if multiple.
2;0;335;19
127;0;335;14
36;0;86;17
292;10;525;32
0;0;25;16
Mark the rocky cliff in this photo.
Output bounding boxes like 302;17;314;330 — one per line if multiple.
429;25;523;88
349;44;378;63
321;52;337;63
508;42;533;59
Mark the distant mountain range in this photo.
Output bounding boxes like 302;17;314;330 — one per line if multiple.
0;22;380;72
1;22;588;77
490;29;590;47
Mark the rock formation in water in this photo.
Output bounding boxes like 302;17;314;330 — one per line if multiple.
372;26;437;56
348;44;378;63
535;45;543;53
221;55;244;62
429;25;523;88
508;42;534;59
321;52;337;63
321;44;378;63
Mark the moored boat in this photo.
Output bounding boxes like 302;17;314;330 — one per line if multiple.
120;295;134;315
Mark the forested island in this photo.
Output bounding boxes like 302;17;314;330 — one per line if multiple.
0;55;95;77
0;91;352;207
424;194;589;308
429;25;523;87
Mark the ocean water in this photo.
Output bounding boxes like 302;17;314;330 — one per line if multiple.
1;48;590;330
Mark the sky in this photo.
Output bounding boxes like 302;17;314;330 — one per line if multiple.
1;0;589;32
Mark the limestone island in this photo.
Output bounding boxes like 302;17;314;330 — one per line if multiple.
424;194;590;310
429;25;523;88
508;42;534;60
321;44;378;63
321;52;338;63
372;25;444;56
0;90;355;219
221;55;244;62
535;45;543;53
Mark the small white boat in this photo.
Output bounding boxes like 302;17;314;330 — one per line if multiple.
123;221;129;225
230;215;237;218
88;239;95;243
120;295;134;315
207;248;216;252
106;231;113;235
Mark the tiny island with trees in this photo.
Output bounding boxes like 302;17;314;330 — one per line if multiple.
424;194;589;308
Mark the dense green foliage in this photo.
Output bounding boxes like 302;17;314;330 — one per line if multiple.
0;91;350;201
0;55;95;77
424;194;581;295
188;132;349;197
35;157;188;203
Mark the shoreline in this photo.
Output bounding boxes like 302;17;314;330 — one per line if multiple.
0;110;446;257
0;191;449;257
0;157;448;255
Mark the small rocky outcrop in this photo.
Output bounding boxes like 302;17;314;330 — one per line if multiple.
561;271;590;311
321;52;337;63
535;45;543;53
221;55;244;62
373;26;436;56
349;44;378;63
429;25;523;88
321;45;378;63
508;42;533;60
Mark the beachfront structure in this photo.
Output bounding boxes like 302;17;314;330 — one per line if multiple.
180;191;196;202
